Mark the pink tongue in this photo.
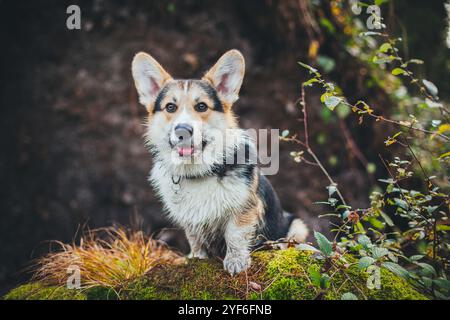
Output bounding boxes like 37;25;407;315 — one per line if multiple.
177;146;194;157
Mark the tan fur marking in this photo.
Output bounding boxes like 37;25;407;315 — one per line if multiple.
251;167;260;192
235;182;264;228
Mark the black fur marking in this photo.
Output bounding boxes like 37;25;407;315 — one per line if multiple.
153;81;223;113
196;80;224;112
148;144;160;158
255;175;291;242
184;139;254;182
207;162;255;184
153;84;171;113
236;164;255;185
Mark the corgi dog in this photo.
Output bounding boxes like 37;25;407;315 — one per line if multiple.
131;49;308;275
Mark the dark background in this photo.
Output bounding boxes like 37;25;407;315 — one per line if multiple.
0;0;448;294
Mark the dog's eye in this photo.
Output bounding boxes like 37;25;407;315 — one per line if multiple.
165;103;178;113
194;102;208;112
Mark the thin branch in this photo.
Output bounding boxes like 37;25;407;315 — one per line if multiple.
346;101;449;141
300;85;310;150
381;34;450;118
401;137;433;189
310;74;449;141
284;85;349;207
301;86;348;206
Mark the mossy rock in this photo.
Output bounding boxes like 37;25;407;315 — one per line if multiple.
4;248;427;300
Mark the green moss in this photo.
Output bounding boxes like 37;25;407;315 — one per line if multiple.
263;277;303;300
323;259;427;300
124;282;172;300
370;268;427;300
255;249;317;300
4;248;427;300
4;283;87;300
85;286;119;300
3;283;121;300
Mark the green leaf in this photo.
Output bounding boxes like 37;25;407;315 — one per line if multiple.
382;262;409;278
359;31;383;37
388;252;398;263
336;204;352;210
433;279;450;292
434;290;448;300
358;256;375;269
298;61;318;74
366;265;381;290
379;211;394;227
392;131;402;139
408;255;424;262
371;247;389;259
422;79;439;97
408;59;424;65
324;95;342;111
336;103;351;119
378;178;395;184
379;43;392;53
436;124;450;135
425;206;438;214
328;197;338;206
357;234;372;248
422;277;433;288
319;17;336;34
393;198;408;210
326;184;337;197
416;263;437;277
373;55;396;64
303;78;319;87
366;162;377;174
320;274;331;289
317;55;336;73
375;0;389;5
308;266;321;287
437;151;450;160
437;224;450;231
342;210;350;219
368;217;384;230
314;231;333;257
355;221;366;234
341;292;358;300
392;68;406;76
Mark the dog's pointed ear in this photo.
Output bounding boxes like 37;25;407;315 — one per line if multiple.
132;52;172;107
203;49;245;106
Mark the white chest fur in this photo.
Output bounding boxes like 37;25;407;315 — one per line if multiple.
150;165;251;232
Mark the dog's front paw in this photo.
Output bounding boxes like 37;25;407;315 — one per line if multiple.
223;252;251;275
188;250;208;260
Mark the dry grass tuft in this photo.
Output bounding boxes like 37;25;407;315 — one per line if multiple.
32;227;185;290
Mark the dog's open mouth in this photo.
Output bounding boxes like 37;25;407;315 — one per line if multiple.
171;140;208;157
176;146;194;157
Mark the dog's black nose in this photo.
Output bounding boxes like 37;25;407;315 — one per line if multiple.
174;123;194;141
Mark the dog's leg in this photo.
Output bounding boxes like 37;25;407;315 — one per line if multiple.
185;229;208;259
223;217;255;275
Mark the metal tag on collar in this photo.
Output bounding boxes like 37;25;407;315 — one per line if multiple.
171;175;182;194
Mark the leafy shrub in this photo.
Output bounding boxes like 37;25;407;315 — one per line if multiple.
281;1;449;300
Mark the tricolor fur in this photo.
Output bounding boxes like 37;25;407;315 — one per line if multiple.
131;49;308;274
